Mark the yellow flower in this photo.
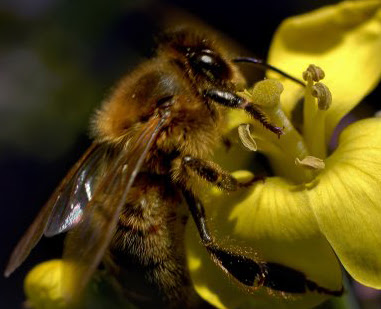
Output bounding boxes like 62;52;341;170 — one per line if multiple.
186;1;381;309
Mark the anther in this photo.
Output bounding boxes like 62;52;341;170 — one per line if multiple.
295;156;325;171
311;82;332;110
238;124;257;151
302;64;325;82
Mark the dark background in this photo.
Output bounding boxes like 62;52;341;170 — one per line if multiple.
1;0;379;308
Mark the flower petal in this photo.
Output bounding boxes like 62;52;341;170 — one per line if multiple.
24;259;135;309
24;260;67;309
186;171;342;309
267;0;381;141
309;117;381;288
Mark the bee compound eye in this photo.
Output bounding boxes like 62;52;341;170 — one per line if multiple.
196;50;218;67
189;48;230;80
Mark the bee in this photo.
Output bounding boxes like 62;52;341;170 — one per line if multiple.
5;27;342;309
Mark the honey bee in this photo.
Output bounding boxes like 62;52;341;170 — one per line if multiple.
5;28;342;309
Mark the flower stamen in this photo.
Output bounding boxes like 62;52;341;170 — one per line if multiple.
312;82;332;111
302;64;325;82
302;65;331;159
240;79;313;183
295;156;325;171
238;123;258;151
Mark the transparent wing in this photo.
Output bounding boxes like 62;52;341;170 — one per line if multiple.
62;113;169;302
4;144;100;277
44;145;105;236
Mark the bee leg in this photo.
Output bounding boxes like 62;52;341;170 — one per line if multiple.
182;188;212;245
182;155;261;192
203;89;283;137
182;189;266;288
182;188;344;296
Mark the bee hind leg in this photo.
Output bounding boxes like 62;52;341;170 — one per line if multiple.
182;188;343;296
182;188;265;287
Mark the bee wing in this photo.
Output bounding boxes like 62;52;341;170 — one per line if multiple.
44;145;106;237
4;144;102;277
62;112;169;302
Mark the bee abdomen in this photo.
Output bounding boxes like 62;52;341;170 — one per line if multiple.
105;176;203;308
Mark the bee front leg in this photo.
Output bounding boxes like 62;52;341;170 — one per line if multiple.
182;155;263;191
203;89;283;137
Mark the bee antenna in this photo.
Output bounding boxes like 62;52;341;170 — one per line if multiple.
233;57;305;87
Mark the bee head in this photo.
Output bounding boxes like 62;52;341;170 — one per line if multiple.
157;27;233;83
